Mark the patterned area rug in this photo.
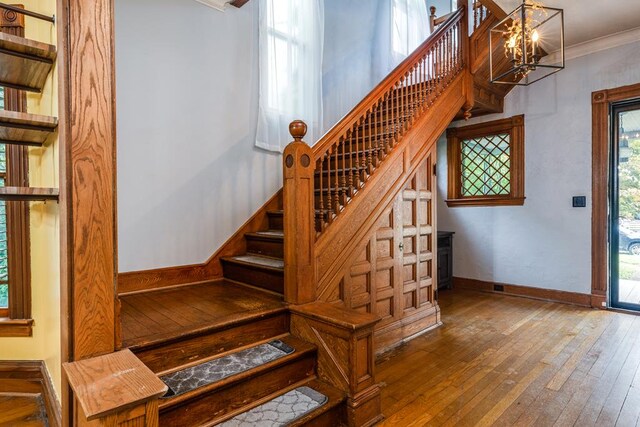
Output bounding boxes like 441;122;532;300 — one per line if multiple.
218;386;328;427
161;340;294;398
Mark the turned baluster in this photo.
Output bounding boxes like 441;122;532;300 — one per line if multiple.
340;137;347;204
359;116;367;181
365;109;373;175
346;131;354;197
333;145;340;213
474;0;478;30
391;88;397;146
316;157;323;233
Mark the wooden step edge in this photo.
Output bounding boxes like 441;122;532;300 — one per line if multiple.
244;230;284;241
200;377;316;427
158;336;317;411
153;332;291;377
0;186;59;201
206;377;347;427
221;255;284;273
124;306;288;352
222;277;286;299
289;379;347;427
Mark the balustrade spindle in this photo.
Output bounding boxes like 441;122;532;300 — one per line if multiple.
305;9;465;237
366;109;373;174
333;147;340;213
359;116;367;180
317;156;324;231
346;131;353;197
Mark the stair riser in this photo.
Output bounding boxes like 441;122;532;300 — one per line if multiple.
267;212;284;230
294;404;346;427
159;353;317;426
133;312;289;373
222;261;284;294
246;237;284;258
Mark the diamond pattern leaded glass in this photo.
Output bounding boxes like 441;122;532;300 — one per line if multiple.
460;133;511;197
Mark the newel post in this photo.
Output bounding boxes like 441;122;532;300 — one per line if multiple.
283;120;316;304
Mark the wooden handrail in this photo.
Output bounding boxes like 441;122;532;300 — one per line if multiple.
311;8;464;161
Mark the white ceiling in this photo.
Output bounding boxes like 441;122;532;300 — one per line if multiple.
494;0;640;46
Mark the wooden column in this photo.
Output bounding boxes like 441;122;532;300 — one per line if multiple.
283;120;316;304
458;0;474;119
57;0;119;424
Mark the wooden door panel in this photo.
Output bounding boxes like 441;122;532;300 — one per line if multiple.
321;147;439;352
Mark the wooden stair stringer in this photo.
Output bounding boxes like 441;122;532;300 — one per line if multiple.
315;71;467;294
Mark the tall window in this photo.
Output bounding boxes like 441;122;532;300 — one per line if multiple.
446;115;525;207
256;0;324;152
391;0;429;59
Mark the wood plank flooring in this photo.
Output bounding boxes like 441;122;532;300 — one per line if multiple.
377;289;640;426
120;280;285;348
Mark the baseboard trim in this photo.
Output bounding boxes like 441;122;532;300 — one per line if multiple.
453;277;593;308
0;360;61;427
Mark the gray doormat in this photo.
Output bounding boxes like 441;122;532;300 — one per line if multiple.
218;386;328;426
161;340;294;398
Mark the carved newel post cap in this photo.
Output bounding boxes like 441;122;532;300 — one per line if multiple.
289;120;307;142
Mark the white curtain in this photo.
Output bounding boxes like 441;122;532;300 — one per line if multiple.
256;0;324;152
391;0;429;63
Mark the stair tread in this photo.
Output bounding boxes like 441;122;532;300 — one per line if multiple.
0;109;58;146
245;230;284;239
223;254;284;271
217;379;345;427
0;32;57;92
158;335;316;410
121;280;285;349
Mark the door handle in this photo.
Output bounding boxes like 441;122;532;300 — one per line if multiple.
399;242;404;252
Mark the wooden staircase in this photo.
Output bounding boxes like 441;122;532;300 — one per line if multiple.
111;1;516;426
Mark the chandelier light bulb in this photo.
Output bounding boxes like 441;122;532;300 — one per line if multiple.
531;29;539;42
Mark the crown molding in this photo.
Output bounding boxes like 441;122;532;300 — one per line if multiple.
194;0;230;12
544;26;640;64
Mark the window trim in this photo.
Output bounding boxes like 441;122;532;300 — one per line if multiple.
0;10;32;337
446;115;525;207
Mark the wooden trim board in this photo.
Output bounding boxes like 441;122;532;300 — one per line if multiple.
0;360;61;427
453;277;592;307
591;83;640;308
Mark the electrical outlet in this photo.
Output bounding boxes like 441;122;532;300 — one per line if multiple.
494;284;504;292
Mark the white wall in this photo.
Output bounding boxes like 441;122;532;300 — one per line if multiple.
437;40;640;294
116;0;282;272
115;0;455;273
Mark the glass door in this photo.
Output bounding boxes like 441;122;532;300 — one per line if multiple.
611;102;640;311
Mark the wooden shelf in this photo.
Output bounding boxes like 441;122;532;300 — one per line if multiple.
0;109;58;146
0;32;57;93
0;187;59;201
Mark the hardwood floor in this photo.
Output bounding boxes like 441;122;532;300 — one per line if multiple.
377;289;640;426
0;394;48;426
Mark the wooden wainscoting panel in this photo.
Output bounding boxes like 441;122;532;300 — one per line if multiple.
118;191;282;294
453;277;592;307
317;150;440;354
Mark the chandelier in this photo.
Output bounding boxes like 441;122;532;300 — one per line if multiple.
490;0;564;86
